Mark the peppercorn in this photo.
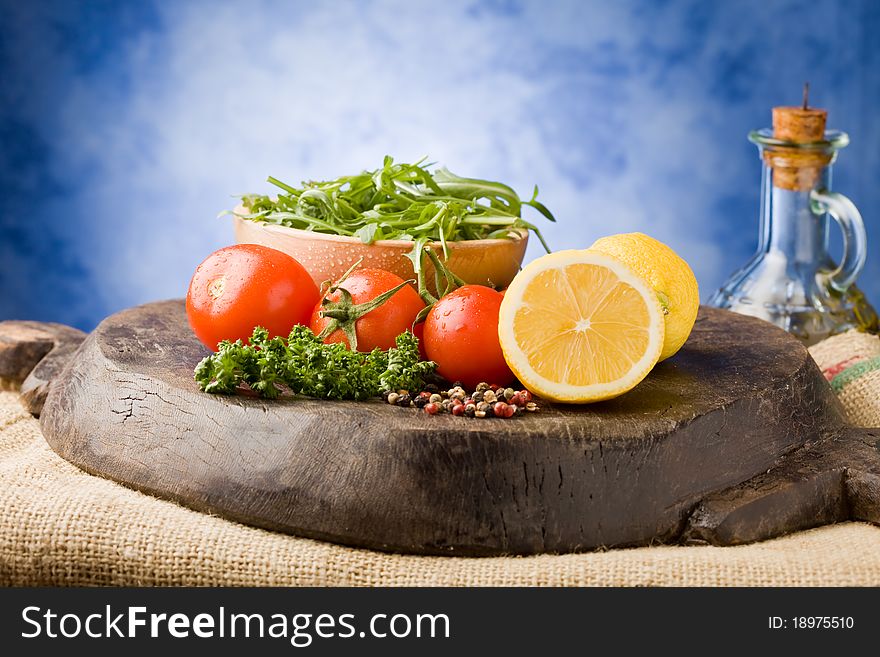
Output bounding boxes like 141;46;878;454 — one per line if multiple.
387;382;536;419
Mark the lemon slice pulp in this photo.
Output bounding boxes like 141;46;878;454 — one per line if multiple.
498;250;665;403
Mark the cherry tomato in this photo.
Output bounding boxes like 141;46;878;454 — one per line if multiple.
186;244;319;350
422;285;514;388
309;268;425;352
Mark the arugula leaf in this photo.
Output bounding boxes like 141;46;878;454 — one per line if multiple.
234;157;554;251
354;222;383;244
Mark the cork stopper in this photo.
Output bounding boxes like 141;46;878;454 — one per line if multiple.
772;106;827;142
764;83;832;191
771;83;828;142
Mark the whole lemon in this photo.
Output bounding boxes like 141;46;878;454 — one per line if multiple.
587;233;699;361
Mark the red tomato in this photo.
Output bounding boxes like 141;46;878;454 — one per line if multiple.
422;285;514;389
309;268;425;352
412;321;429;361
186;244;319;350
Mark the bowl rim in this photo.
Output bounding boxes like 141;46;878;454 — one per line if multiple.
232;206;529;249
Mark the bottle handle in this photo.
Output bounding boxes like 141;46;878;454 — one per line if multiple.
810;189;868;292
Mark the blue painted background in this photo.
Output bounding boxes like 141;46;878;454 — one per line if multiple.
2;0;878;331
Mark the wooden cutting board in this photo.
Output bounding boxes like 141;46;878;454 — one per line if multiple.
2;301;878;555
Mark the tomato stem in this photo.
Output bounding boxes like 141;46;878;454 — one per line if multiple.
317;278;415;352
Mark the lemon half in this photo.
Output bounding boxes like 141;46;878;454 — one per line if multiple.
498;250;665;403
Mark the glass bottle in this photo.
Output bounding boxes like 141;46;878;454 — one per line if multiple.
708;128;878;345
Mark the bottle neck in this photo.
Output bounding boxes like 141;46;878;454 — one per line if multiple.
757;159;833;267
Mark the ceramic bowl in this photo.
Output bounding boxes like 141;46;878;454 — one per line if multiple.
233;210;528;291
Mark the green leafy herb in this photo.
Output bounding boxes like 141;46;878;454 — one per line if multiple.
231;156;554;256
194;325;435;400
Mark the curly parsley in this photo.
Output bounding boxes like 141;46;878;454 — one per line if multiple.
194;325;435;400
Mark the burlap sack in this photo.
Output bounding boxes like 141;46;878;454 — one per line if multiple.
808;330;880;428
2;385;880;586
